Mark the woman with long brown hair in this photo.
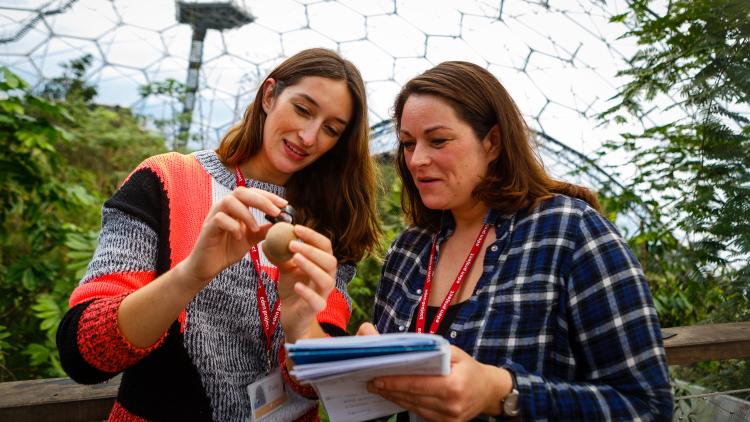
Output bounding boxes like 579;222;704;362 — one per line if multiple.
357;61;673;421
57;48;380;421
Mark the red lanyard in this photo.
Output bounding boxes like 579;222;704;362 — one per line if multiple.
415;224;490;334
234;167;281;358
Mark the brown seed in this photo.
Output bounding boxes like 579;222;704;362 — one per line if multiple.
262;222;297;265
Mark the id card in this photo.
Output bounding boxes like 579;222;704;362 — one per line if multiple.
247;368;289;421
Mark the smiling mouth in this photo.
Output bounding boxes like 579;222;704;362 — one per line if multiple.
284;140;309;158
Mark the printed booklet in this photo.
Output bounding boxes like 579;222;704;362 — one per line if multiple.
286;333;450;421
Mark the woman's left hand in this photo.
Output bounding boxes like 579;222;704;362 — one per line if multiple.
367;346;512;422
277;224;337;344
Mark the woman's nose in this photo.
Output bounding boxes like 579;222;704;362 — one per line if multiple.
299;123;319;147
410;143;430;167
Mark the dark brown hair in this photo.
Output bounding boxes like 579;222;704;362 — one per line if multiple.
393;61;601;230
216;48;380;263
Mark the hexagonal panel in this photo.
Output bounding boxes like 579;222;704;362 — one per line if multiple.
93;64;148;106
251;0;307;33
44;0;119;39
490;67;550;118
1;56;41;85
393;57;431;84
366;15;425;58
425;36;486;67
280;28;337;54
201;53;256;94
223;23;282;63
98;25;164;68
461;15;529;68
144;55;189;82
339;40;393;81
308;2;365;42
338;0;394;16
116;0;175;31
397;0;460;36
160;24;192;60
29;36;101;76
0;25;49;56
365;79;400;122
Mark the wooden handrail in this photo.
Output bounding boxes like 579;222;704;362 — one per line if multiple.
1;322;749;421
0;375;119;421
662;321;750;365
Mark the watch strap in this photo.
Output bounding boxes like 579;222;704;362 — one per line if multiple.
501;367;520;418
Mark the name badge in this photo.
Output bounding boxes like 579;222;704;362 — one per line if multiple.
247;367;289;421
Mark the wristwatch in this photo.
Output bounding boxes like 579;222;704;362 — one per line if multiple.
502;369;520;417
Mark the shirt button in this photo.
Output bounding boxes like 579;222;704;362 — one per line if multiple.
416;289;422;294
398;325;405;331
449;330;457;339
490;245;498;252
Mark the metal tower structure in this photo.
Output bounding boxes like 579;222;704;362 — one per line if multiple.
175;1;253;150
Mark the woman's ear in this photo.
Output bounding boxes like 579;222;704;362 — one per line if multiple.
483;125;501;160
261;78;277;114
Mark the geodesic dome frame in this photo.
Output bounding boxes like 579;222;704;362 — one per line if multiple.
1;0;646;230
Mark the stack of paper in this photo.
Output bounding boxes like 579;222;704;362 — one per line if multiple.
286;333;450;422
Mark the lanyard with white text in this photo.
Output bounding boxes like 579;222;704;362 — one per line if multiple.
234;166;281;369
415;223;490;334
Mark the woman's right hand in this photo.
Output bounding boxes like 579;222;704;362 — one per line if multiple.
181;187;288;289
357;322;380;336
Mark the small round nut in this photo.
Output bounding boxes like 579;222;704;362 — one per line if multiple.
262;222;297;265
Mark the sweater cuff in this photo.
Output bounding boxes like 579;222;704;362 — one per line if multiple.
77;293;168;373
279;347;318;399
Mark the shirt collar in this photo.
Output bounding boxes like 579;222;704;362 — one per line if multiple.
436;207;512;240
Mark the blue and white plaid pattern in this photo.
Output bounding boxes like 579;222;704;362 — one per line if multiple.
373;195;673;421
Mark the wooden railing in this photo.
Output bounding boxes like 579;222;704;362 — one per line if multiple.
1;322;749;421
662;322;750;366
0;375;120;421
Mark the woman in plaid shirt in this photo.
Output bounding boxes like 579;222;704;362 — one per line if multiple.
356;62;674;421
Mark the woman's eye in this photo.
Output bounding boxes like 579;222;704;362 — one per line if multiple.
400;140;416;151
430;138;447;146
324;125;340;137
293;104;310;116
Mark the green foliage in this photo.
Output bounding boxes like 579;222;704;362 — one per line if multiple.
139;78;194;151
349;157;406;333
0;66;88;380
600;0;750;391
40;54;97;103
0;59;166;380
601;0;750;324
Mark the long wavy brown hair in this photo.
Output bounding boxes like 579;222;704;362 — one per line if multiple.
393;61;601;230
216;48;380;263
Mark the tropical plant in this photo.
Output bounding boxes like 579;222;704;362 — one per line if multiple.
0;58;166;380
600;0;750;392
349;157;405;333
0;67;91;379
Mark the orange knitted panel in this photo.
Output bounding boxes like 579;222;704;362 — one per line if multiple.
108;400;148;422
316;289;351;330
77;293;167;373
163;155;213;267
121;152;212;267
69;271;156;308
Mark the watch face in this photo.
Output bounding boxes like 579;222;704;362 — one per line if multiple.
503;388;520;417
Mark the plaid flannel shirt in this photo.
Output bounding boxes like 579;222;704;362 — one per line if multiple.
372;195;673;421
